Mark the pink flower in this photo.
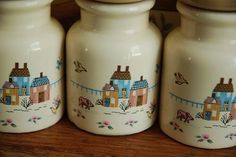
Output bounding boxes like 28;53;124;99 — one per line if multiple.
230;133;234;136
103;121;110;126
6;118;13;124
202;134;209;140
32;116;37;120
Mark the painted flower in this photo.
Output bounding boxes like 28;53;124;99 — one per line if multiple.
0;119;16;127
103;121;110;126
28;116;41;124
125;120;138;127
97;121;113;130
225;133;236;140
169;121;183;132
196;134;213;144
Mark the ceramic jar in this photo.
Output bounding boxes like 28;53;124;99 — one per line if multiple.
0;0;65;133
67;0;162;135
160;1;236;149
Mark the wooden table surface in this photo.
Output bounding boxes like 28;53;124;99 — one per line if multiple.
0;116;236;157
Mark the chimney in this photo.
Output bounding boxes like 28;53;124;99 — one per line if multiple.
229;78;233;84
117;65;121;72
40;72;43;78
24;63;27;69
9;78;13;83
110;81;113;86
220;78;224;84
140;76;143;81
15;62;19;69
125;66;129;72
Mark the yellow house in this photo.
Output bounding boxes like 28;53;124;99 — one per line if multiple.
203;97;220;121
102;81;118;107
2;80;19;105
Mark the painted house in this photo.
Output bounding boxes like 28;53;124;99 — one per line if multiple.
212;78;233;111
102;81;119;107
9;63;30;96
231;96;236;120
203;97;221;121
2;79;19;105
30;72;50;103
129;76;148;107
110;65;131;99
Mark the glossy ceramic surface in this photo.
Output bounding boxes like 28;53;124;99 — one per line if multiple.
160;1;236;149
0;0;65;133
67;0;162;135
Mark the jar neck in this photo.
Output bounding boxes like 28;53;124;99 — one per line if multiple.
80;10;149;32
77;0;155;32
178;2;236;40
0;1;52;29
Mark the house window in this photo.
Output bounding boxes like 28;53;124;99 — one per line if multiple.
227;93;231;97
124;80;129;85
212;111;216;117
12;96;16;102
106;91;109;96
207;104;211;109
143;89;146;95
6;89;10;94
13;77;17;82
24;77;28;82
111;98;115;104
113;80;118;84
133;91;136;96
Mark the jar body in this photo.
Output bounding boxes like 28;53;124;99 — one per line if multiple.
67;0;162;135
160;2;236;149
0;1;65;133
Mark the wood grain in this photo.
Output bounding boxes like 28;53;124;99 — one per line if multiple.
0;116;236;157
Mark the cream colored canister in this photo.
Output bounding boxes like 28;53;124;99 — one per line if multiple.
160;1;236;149
67;0;162;135
0;0;65;133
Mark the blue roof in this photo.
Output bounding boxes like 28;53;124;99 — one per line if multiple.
31;76;50;87
131;80;148;90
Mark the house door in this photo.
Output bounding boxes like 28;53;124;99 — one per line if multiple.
104;98;110;107
5;96;11;105
137;96;143;106
22;86;27;96
204;111;212;120
38;92;45;103
122;88;127;98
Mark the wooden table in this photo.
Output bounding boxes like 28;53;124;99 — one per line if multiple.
0;116;235;157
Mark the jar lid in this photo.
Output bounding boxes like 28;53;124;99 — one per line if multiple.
93;0;142;3
179;0;236;11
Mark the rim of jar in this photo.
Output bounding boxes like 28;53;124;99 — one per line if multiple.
177;1;236;25
0;0;53;11
179;0;236;11
76;0;155;16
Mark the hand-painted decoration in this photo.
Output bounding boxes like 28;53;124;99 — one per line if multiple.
0;119;16;127
74;60;87;73
174;72;189;85
125;120;138;127
51;97;62;114
97;121;113;130
0;63;50;106
196;134;213;144
169;121;183;132
28;116;42;124
176;109;194;123
225;133;236;140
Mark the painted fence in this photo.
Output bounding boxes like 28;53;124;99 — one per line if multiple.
169;92;204;109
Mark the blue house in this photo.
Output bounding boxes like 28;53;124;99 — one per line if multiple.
212;78;233;111
110;65;131;99
9;63;30;96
